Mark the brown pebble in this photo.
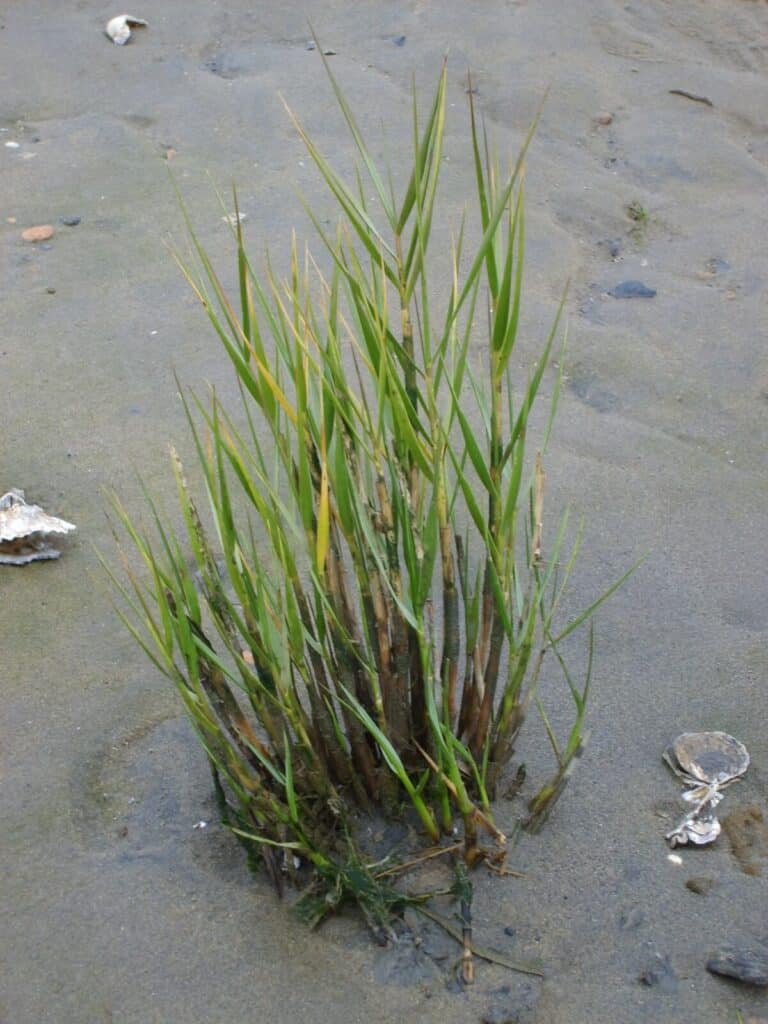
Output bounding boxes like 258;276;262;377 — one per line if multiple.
21;224;54;242
595;112;613;126
163;147;177;161
46;287;56;295
685;876;715;895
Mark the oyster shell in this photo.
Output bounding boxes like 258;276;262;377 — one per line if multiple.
663;731;749;849
105;14;148;46
0;489;76;565
664;731;749;787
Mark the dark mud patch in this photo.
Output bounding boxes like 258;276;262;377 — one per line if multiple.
723;804;768;876
199;43;275;79
373;930;445;988
481;979;542;1023
70;712;206;843
567;367;620;413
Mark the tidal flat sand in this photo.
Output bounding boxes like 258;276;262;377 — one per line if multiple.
2;2;768;1021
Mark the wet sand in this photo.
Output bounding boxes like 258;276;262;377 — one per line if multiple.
3;1;768;1021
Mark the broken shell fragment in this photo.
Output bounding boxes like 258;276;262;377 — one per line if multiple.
664;731;749;849
0;489;76;565
105;14;148;46
666;809;722;848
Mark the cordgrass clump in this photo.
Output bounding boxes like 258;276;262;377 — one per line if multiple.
110;58;628;950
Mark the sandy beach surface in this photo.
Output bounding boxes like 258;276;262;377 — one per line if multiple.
3;1;768;1021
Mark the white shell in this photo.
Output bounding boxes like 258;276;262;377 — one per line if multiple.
663;731;749;850
106;14;148;46
666;731;749;786
0;489;76;565
666;811;721;848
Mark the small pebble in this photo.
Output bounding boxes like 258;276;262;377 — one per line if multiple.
685;876;715;895
706;944;768;986
503;925;516;938
4;140;19;149
46;287;56;295
609;280;656;299
59;215;81;227
392;35;407;46
595;112;613;125
21;224;54;242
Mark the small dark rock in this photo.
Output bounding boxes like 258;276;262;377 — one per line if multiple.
685;876;715;895
504;925;517;938
609;280;656;299
46;287;56;295
706;944;768;986
639;954;677;993
392;35;407;46
59;216;81;227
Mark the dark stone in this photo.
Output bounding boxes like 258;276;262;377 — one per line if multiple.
609;280;656;299
393;35;407;46
706;944;768;986
60;216;81;227
504;925;517;938
639;954;677;992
